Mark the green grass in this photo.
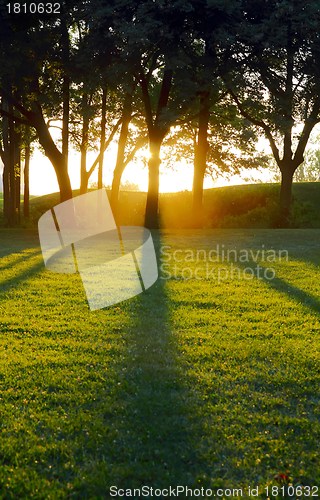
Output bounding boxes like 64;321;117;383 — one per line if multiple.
158;182;320;228
0;228;320;498
26;182;320;229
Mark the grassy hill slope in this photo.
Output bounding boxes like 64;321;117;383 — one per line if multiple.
28;182;320;229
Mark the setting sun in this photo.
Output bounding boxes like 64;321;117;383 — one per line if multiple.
29;146;213;196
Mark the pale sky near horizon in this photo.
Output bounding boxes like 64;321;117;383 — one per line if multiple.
2;114;320;197
27;146;272;197
0;124;284;196
23;119;273;195
0;146;274;197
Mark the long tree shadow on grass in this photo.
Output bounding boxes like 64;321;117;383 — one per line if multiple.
0;229;39;255
70;231;212;496
0;230;44;290
238;260;320;316
5;230;320;494
0;229;214;495
0;248;40;272
0;252;44;292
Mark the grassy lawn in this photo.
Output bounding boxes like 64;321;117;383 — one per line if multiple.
0;228;320;498
27;182;320;229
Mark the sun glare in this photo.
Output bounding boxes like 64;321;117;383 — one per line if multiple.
29;137;274;198
29;148;204;196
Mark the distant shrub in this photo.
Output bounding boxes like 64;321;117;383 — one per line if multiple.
18;182;320;229
289;201;316;228
219;199;280;228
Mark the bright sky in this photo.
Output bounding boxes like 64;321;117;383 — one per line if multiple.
4;116;320;197
29;147;217;195
27;120;278;196
29;145;272;196
0;116;290;196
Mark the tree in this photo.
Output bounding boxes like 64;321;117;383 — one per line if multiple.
222;0;320;224
0;94;21;225
71;1;138;198
139;65;173;228
294;129;320;182
88;0;196;227
111;85;136;211
23;143;31;218
0;1;85;204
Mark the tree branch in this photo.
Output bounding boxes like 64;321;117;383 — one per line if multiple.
86;116;123;178
0;108;29;125
145;49;161;85
227;87;281;166
123;135;148;167
0;87;33;120
138;71;154;133
0;138;4;163
48;124;63;131
155;68;173;125
294;97;320;165
175;112;200;126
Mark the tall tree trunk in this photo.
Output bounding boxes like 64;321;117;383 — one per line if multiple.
192;91;210;227
4;101;18;225
140;68;172;229
1;97;10;221
80;99;89;194
1;95;18;225
192;166;206;224
14;136;21;224
61;11;70;170
111;168;123;214
98;88;107;190
80;157;89;195
31;104;72;201
23;144;30;218
2;165;9;222
111;91;133;213
62;75;69;170
279;165;295;226
145;135;162;229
